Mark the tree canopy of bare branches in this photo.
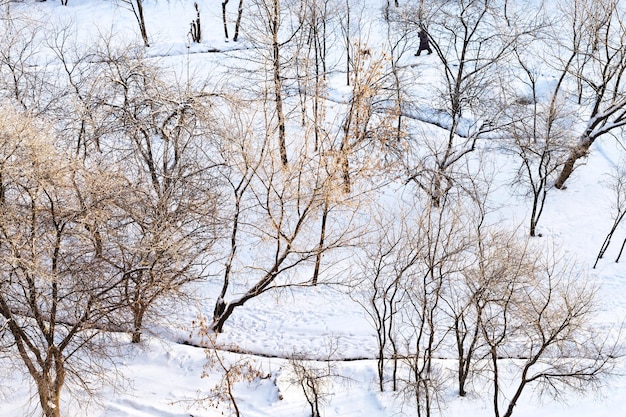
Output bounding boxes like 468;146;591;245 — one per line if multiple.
0;107;126;417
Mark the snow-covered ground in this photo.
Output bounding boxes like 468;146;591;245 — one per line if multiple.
2;1;626;416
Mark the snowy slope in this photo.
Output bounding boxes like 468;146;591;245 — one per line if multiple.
1;1;626;417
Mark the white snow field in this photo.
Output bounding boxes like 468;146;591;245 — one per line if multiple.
1;1;626;416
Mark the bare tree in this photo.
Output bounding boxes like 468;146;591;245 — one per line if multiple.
242;0;337;166
189;2;202;43
401;197;475;417
343;0;351;85
118;0;150;47
239;0;400;189
108;174;219;343
553;0;626;188
222;0;245;41
248;0;290;165
192;322;264;417
292;0;337;151
426;170;494;399
336;48;401;193
1;4;223;352
0;12;36;110
502;50;572;237
594;161;626;267
208;96;358;333
44;20;109;158
355;167;494;401
233;0;246;41
209;155;352;332
288;356;338;417
446;224;531;398
91;47;222;343
33;35;224;344
0;107;125;417
222;0;231;39
0;10;56;113
404;0;541;206
383;6;414;143
480;242;617;417
353;211;414;392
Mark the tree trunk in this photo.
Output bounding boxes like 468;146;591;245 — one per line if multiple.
37;349;65;417
340;150;351;193
271;0;287;166
135;0;150;47
233;0;244;42
212;299;238;333
529;194;538;237
345;0;351;86
39;385;61;417
312;202;328;285
131;307;144;343
554;136;594;189
222;0;230;40
489;345;500;417
212;298;228;333
376;329;385;392
456;330;467;396
211;255;289;332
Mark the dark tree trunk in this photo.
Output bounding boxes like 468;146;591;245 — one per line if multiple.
136;0;150;47
312;202;328;285
222;0;230;39
233;0;244;42
554;136;594;189
212;299;229;333
212;296;248;333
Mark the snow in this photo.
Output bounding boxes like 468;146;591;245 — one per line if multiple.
1;1;626;416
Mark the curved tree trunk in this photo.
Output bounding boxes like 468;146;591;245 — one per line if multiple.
554;136;594;189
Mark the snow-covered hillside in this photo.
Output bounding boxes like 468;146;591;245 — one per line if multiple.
1;1;625;416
